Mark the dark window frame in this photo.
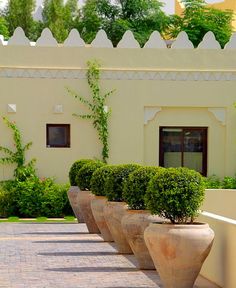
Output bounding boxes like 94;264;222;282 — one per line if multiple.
46;124;70;148
159;126;208;176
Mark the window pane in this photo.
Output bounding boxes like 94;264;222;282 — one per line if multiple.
163;128;182;167
47;124;70;148
183;130;204;173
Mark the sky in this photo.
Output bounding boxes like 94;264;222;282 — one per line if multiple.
0;0;226;15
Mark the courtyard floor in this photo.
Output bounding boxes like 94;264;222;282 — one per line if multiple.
0;222;219;288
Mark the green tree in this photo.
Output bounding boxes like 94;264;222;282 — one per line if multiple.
5;0;36;38
42;0;68;42
64;0;79;31
0;17;9;39
77;0;103;43
168;0;233;47
77;0;169;46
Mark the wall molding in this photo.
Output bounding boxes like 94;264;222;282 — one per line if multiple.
208;108;226;125
144;107;162;125
1;67;236;81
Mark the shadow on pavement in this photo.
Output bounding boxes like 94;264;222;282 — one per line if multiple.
38;251;118;256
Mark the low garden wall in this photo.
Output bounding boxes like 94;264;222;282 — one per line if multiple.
198;189;236;288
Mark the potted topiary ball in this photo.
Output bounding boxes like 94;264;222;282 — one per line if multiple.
67;159;94;223
90;165;115;242
121;166;164;269
76;160;106;233
103;163;141;254
144;167;215;288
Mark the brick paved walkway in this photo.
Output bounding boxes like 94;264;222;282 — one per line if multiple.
0;223;219;288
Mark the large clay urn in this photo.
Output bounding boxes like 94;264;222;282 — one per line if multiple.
91;196;113;242
121;210;163;270
77;190;100;234
103;201;133;254
144;222;214;288
67;186;84;223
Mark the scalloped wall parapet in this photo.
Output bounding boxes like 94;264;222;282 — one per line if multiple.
117;30;140;48
64;29;85;47
171;31;194;49
224;33;236;49
198;31;221;49
36;28;58;47
1;27;236;49
91;29;113;48
8;27;30;46
144;31;166;48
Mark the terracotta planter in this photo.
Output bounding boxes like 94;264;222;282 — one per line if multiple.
67;186;84;223
91;196;113;242
103;201;132;254
77;190;100;234
144;222;214;288
121;210;163;270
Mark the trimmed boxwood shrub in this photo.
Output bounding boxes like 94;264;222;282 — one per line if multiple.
76;160;106;190
90;165;115;196
145;167;205;224
104;164;141;202
69;159;94;186
123;166;163;210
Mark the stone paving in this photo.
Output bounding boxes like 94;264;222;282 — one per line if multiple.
0;222;219;288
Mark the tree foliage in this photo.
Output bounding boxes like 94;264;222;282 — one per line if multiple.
76;0;169;46
4;0;36;38
168;0;233;47
42;0;69;42
0;0;234;47
0;17;9;38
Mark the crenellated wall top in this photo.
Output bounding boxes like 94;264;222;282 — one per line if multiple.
1;27;236;82
1;27;236;50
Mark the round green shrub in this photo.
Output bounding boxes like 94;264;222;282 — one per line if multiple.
105;164;141;202
123;166;163;210
76;160;106;190
90;165;115;196
69;159;94;186
145;167;205;224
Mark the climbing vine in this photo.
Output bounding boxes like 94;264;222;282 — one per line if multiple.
0;117;36;180
67;60;114;163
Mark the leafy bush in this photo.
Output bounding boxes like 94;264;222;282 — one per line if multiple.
0;181;19;217
123;166;163;210
204;175;221;189
222;176;236;189
90;165;115;196
69;159;94;186
145;167;205;224
76;160;106;190
104;164;141;202
204;174;236;189
0;178;72;218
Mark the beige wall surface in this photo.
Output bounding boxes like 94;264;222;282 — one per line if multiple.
1;39;236;182
198;189;236;287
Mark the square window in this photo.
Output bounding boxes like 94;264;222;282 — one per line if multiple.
46;124;70;148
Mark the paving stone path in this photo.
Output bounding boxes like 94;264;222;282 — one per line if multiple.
0;223;219;288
